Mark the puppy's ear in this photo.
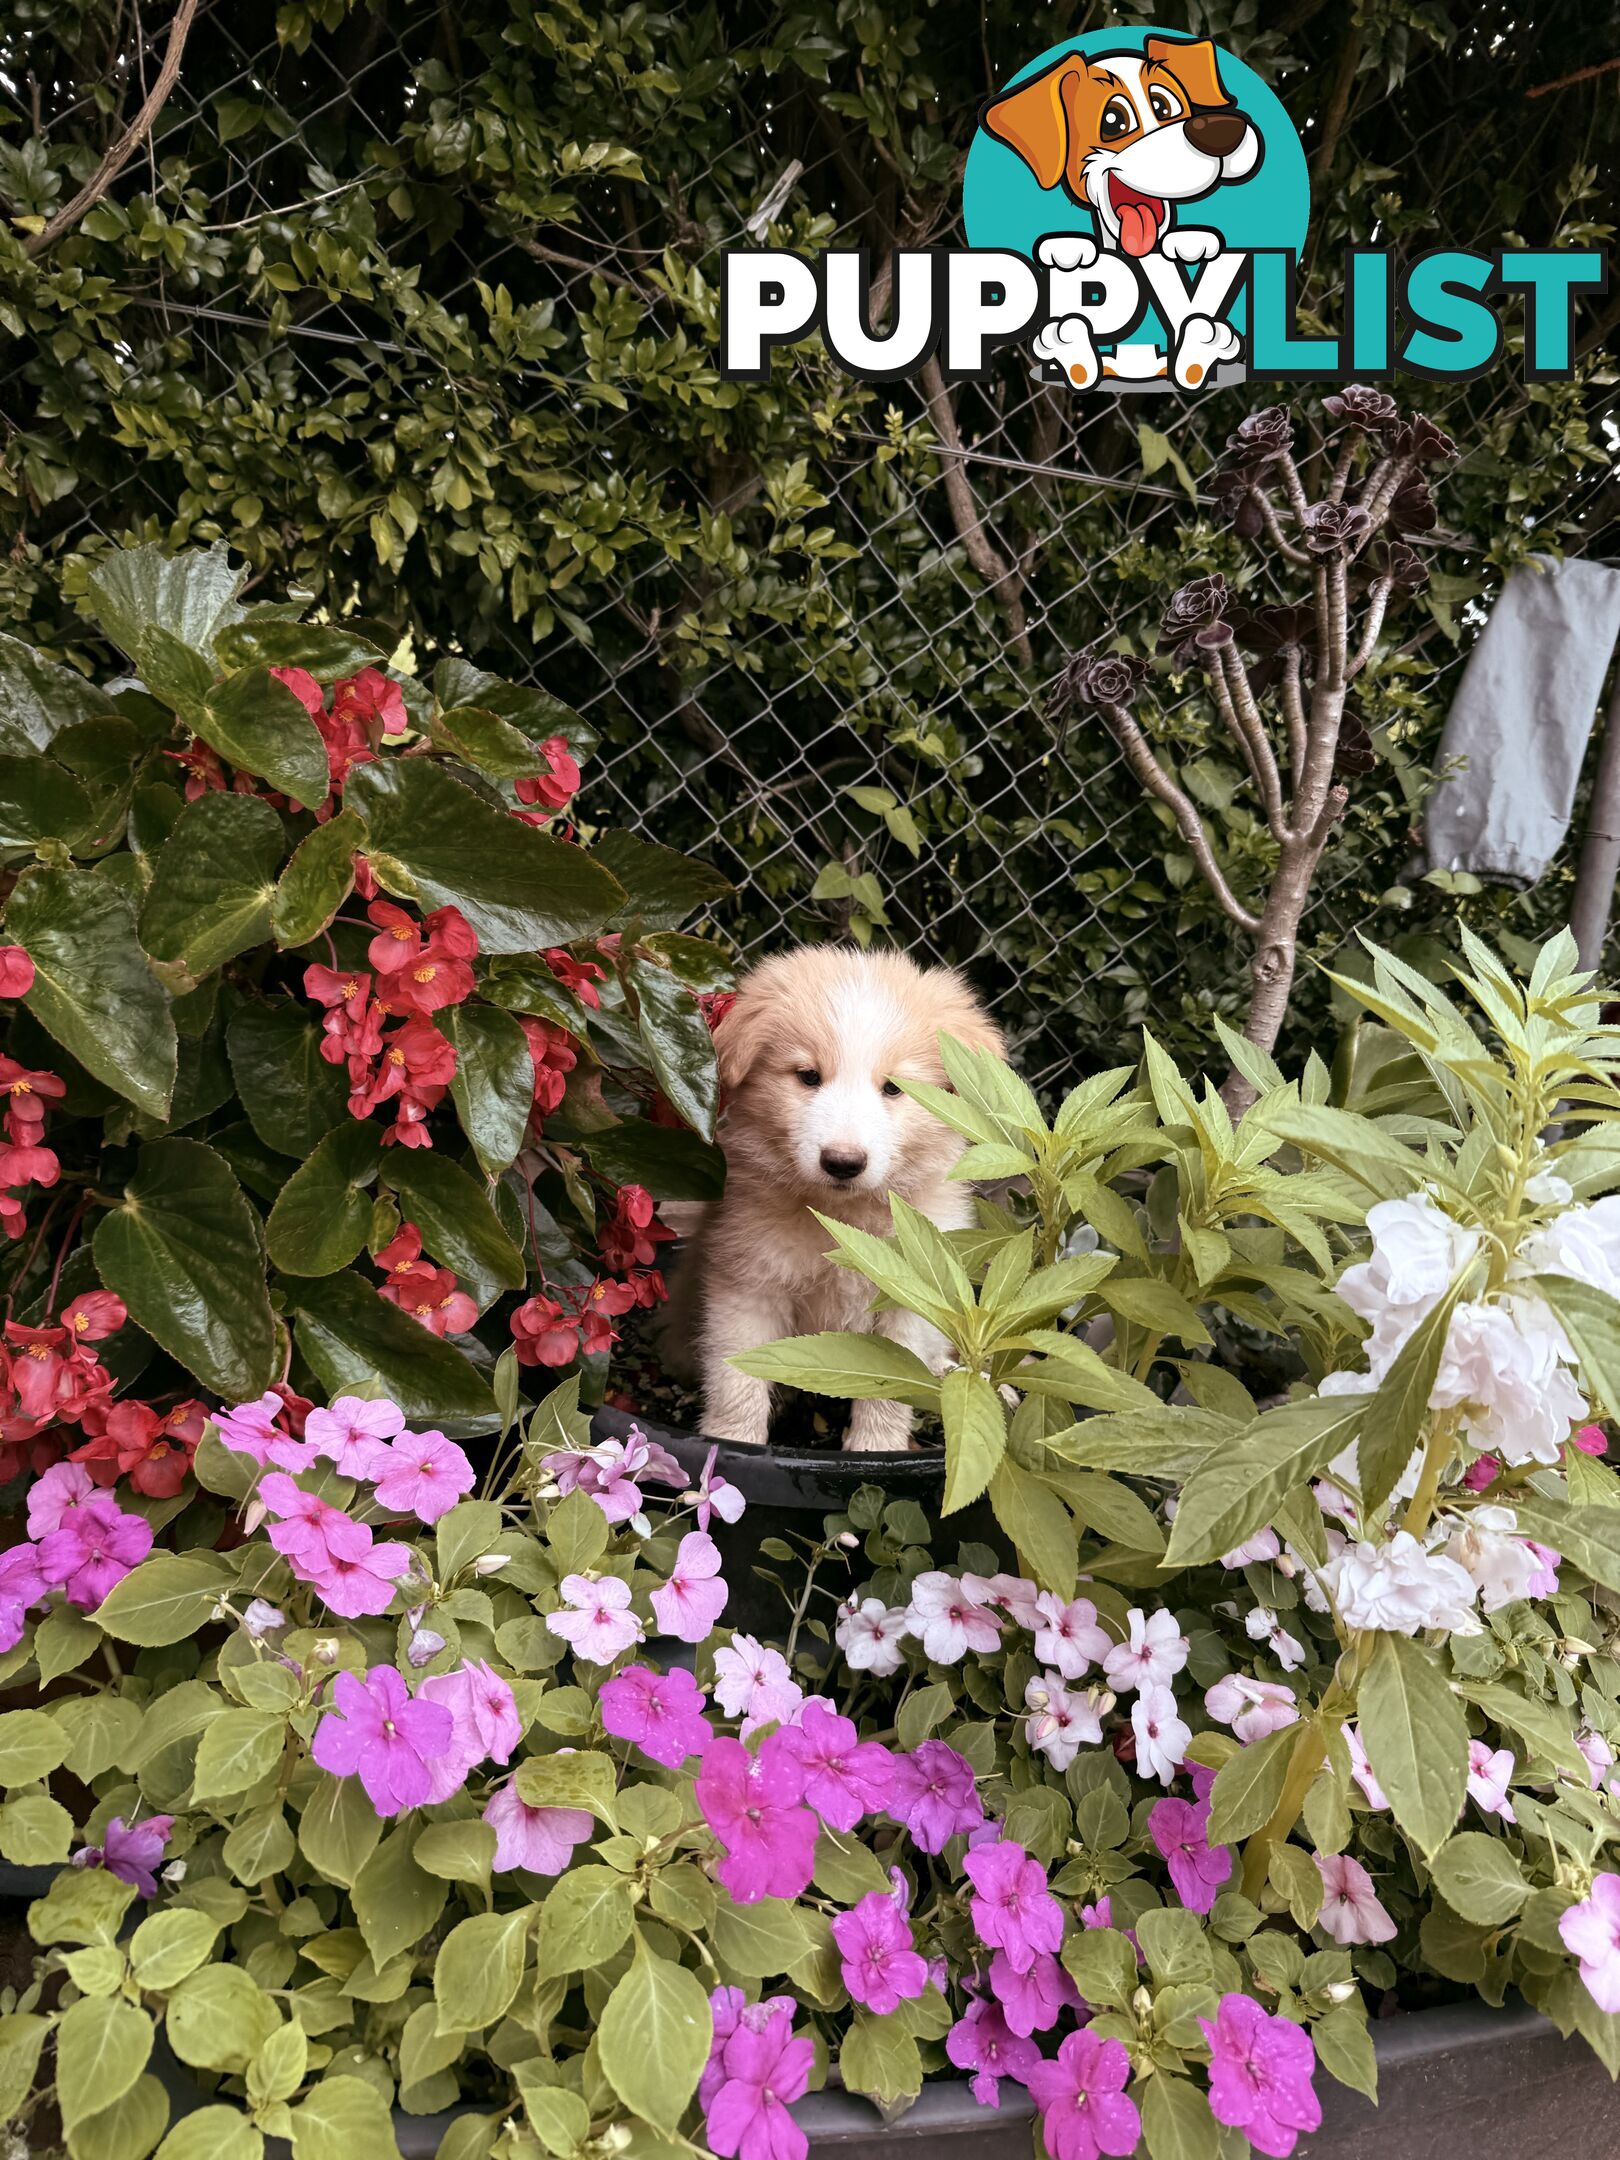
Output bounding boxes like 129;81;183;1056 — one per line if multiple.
1145;34;1232;111
983;58;1082;191
924;970;1005;1069
711;979;777;1094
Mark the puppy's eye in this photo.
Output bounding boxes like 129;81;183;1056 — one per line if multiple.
882;1079;903;1099
796;1068;822;1089
1148;87;1181;122
1100;96;1135;141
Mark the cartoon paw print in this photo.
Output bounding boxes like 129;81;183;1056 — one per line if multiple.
1161;229;1223;264
1172;315;1241;388
1033;314;1100;390
1036;233;1099;273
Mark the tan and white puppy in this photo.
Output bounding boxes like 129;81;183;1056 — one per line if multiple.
683;947;1001;1452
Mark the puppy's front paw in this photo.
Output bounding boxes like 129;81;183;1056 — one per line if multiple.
1032;313;1100;390
1161;227;1221;264
842;1426;919;1454
1037;232;1098;272
1172;313;1241;387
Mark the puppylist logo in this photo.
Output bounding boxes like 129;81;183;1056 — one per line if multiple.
720;27;1605;390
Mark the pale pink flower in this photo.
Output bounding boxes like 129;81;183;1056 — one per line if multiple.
1467;1740;1516;1822
1315;1851;1396;1945
370;1428;476;1524
1206;1673;1299;1744
1345;1723;1389;1810
545;1573;643;1664
904;1571;1004;1663
483;1784;592;1874
712;1633;802;1734
836;1597;909;1677
1032;1592;1111;1681
305;1394;405;1478
1024;1673;1104;1772
650;1530;728;1642
1103;1608;1188;1695
27;1461;95;1538
1244;1606;1305;1671
1561;1874;1620;2013
1222;1527;1282;1568
1131;1686;1189;1784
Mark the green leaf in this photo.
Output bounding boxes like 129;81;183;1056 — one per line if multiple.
0;1707;70;1782
297;1771;382;1888
55;1995;153;2131
1459;1680;1589;1783
385;1148;526;1306
192;1708;286;1800
287;2075;403;2160
0;751;93;847
895;1681;953;1751
215;621;384;676
1207;1722;1302;1845
1142;2071;1219;2160
0;632;120;755
839;2009;922;2111
730;1331;941;1408
200;667;330;806
225;997;350;1159
591;828;733;931
286;1270;495;1421
129;1909;221;1991
512;1750;619;1827
1357;1265;1474;1512
1359;1632;1468;1858
351;1831;446;1968
1101;1274;1212;1347
87;542;247;663
1165;1395;1365;1567
0;1792;71;1864
93;1138;276;1399
154;2107;265;2160
443;1002;533;1174
515;2077;589;2158
66;2072;169;2160
629;952;718;1142
430;704;554;777
346;758;623;951
1041;1466;1165;1553
940;1366;1006;1513
1512;1495;1620;1595
140;792;285;976
1528;1275;1620;1416
412;1820;497;1884
271;806;365;949
597;1941;712;2134
535;1868;635;1975
1429;1831;1528;1925
1312;2002;1378;2101
711;1898;814;1979
164;1965;280;2073
989;1459;1076;1595
434;1909;532;2034
6;865;176;1116
0;2012;50;2122
583;1117;726;1202
265;1121;383;1276
92;1551;235;1646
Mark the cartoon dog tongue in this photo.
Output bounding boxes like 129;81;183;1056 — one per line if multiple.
1109;177;1166;257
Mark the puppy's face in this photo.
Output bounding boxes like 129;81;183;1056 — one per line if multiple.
714;951;1002;1204
984;36;1262;256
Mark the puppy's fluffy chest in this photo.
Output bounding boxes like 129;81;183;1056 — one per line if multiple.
707;1180;971;1334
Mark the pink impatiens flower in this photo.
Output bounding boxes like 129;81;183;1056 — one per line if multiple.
1149;1794;1232;1914
1102;1607;1188;1695
261;1474;372;1570
26;1460;95;1538
835;1597;909;1677
904;1571;1004;1663
1025;1673;1105;1772
889;1740;984;1853
545;1573;643;1665
311;1665;454;1816
1025;2029;1140;2160
703;1994;813;2160
1314;1850;1396;1945
600;1663;713;1769
369;1427;476;1524
35;1494;152;1609
649;1530;728;1642
1560;1873;1620;2012
304;1393;405;1478
304;1536;414;1619
963;1839;1064;1974
483;1784;593;1875
830;1887;929;2014
946;1999;1040;2108
1466;1739;1516;1822
712;1633;802;1734
774;1699;893;1832
1032;1592;1111;1681
1345;1722;1389;1810
695;1735;818;1904
1205;1673;1299;1744
1199;1993;1322;2158
989;1949;1078;2037
1131;1685;1190;1785
72;1814;173;1899
419;1658;521;1801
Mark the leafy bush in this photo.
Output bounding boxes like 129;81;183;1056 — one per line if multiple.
8;935;1620;2160
0;541;729;1489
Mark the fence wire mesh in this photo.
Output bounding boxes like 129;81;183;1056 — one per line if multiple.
4;0;1617;1093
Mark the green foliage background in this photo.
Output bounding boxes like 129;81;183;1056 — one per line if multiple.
0;0;1614;1084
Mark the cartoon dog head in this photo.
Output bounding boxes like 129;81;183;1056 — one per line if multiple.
983;36;1262;257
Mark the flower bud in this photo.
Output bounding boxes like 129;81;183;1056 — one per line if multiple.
473;1554;510;1576
1131;1985;1154;2025
312;1637;341;1665
1322;1981;1357;2005
836;1531;860;1549
597;2129;634;2155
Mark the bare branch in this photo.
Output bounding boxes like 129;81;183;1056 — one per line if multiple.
514;237;648;299
919;356;1033;669
1097;699;1261;933
1211;644;1288;840
1349;573;1395;677
1275;450;1312;527
23;0;201;259
1253;486;1312;565
1327;437;1358;503
1280;649;1309;785
1356;454;1413;541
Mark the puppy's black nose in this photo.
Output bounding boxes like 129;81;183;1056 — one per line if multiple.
1185;109;1249;157
820;1148;867;1182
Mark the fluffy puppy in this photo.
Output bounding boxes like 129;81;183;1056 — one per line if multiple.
682;946;1002;1452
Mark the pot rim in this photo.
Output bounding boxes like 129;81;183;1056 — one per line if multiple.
590;1402;945;1503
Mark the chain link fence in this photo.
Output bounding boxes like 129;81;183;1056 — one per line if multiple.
6;0;1617;1092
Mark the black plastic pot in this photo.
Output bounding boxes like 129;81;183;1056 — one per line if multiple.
589;1404;1001;1635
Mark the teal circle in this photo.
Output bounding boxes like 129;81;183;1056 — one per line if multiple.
963;26;1308;269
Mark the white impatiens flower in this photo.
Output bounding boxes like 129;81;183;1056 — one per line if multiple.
1320;1531;1481;1636
1336;1194;1483;1378
1032;1592;1112;1681
1429;1298;1585;1466
1524;1164;1575;1210
1024;1672;1106;1771
1244;1605;1306;1671
904;1572;1004;1663
1131;1685;1190;1784
1518;1195;1620;1300
1442;1505;1542;1613
1205;1673;1299;1743
1102;1607;1189;1695
835;1597;909;1677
